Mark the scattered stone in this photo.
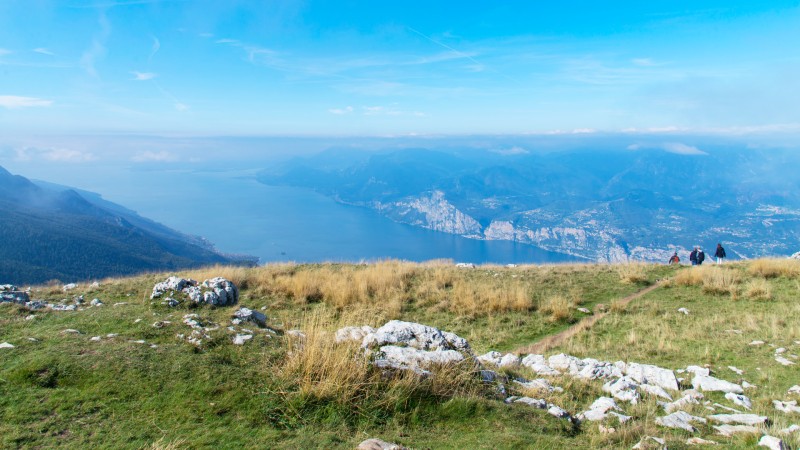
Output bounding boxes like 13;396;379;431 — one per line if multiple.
678;307;690;315
131;340;146;344
780;424;800;435
151;276;238;306
505;396;572;421
152;321;171;328
577;307;591;314
692;375;743;394
356;438;407;450
134;319;142;323
603;376;640;404
750;340;766;346
624;362;679;391
233;334;253;345
90;298;103;306
725;393;752;410
686;365;711;377
0;342;14;349
775;356;795;366
686;437;718;445
90;336;101;342
640;383;673;401
713;424;760;436
662;389;704;413
455;262;475;268
113;302;128;306
577;397;632;423
758;435;787;450
632;436;666;449
520;354;561;376
656;410;707;432
106;333;118;338
728;366;743;375
742;381;756;389
776;347;787;354
24;315;35;321
377;345;465;369
335;325;376;343
514;378;563;393
712;403;742;413
201;277;239;306
362;320;471;353
232;307;267;328
773;400;800;414
598;424;616;434
708;413;769;426
89;281;100;289
62;283;77;291
1;286;29;304
61;329;81;334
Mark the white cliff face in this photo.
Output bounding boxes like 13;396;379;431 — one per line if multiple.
375;191;483;237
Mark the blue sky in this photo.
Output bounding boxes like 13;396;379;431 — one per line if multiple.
1;0;799;137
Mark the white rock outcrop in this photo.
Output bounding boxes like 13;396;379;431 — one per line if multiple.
624;362;679;391
758;435;787;450
692;374;744;394
708;413;769;426
655;410;707;432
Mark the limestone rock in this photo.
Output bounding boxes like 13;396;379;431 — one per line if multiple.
151;276;195;298
335;326;376;343
62;283;77;291
577;397;632;423
625;362;679;391
758;435;787;450
376;345;465;369
708;413;769;426
773;400;800;414
750;340;766;346
686;437;718;445
232;307;267;328
692;375;743;394
520;354;560;375
90;298;103;306
780;424;800;435
0;342;14;349
0;286;29;304
232;334;253;345
789;385;800;395
662;389;704;413
632;436;666;449
362;320;471;353
357;438;408;450
202;277;239;306
506;396;572;421
775;356;795;366
686;365;710;377
678;307;690;315
713;424;759;436
477;351;519;368
603;376;640;404
514;378;563;393
639;383;673;401
725;392;752;410
655;410;707;432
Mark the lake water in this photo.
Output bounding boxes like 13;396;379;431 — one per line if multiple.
41;167;577;265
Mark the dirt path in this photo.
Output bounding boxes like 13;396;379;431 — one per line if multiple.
514;281;665;355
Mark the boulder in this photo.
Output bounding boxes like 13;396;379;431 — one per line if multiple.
773;400;800;414
708;413;769;426
655;411;707;432
758;435;787;450
577;397;632;423
151;276;197;299
477;351;520;368
725;393;752;410
202;277;239;305
520;354;560;376
376;345;465;369
692;375;743;394
335;326;376;343
686;365;710;377
602;376;640;404
576;359;623;380
232;307;267;328
151;276;238;306
713;424;760;436
624;362;679;391
548;353;585;374
362;320;471;353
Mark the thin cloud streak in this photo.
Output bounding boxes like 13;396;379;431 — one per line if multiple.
0;95;53;108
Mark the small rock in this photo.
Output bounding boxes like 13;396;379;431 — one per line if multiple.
686;437;718;445
233;334;253;345
692;374;743;393
0;342;14;349
356;438;408;450
678;307;690;315
750;340;766;346
775;356;795;366
106;333;118;338
773;400;800;414
662;389;704;413
152;321;171;328
728;366;743;375
742;381;756;389
131;340;146;344
61;329;81;335
632;436;666;449
577;307;591;314
713;424;759;436
90;298;103;306
725;393;752;410
90;336;102;342
655;410;707;432
780;424;800;435
598;424;616;434
708;413;769;426
134;319;142;324
113;302;128;306
686;365;711;377
25;315;35;321
758;435;787;450
62;283;77;291
776;347;786;354
577;396;632;423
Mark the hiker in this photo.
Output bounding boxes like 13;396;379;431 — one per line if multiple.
697;248;706;265
668;252;680;264
689;247;698;265
715;243;727;264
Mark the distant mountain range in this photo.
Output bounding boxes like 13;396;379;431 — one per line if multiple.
258;145;800;262
0;166;255;285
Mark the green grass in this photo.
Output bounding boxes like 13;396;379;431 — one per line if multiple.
1;261;798;448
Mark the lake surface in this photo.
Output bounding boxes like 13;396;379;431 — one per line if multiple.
47;167;578;265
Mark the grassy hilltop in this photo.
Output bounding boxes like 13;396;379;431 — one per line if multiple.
1;260;799;449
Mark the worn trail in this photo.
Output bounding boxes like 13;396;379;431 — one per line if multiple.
514;280;666;355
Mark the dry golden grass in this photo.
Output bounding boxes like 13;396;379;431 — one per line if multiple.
145;438;187;450
744;278;773;300
747;258;800;278
539;294;574;322
673;265;740;297
615;262;649;284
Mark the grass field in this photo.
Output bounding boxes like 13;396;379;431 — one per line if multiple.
1;260;799;449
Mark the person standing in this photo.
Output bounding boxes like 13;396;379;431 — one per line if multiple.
715;243;727;264
668;252;680;264
690;247;698;265
697;248;706;265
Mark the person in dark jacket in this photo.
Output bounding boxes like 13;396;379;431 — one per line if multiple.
697;248;705;265
689;247;698;265
715;243;727;264
668;252;680;264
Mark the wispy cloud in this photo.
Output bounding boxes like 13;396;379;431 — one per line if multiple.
627;142;707;155
174;102;189;112
215;38;240;45
14;146;95;162
80;10;111;77
148;36;160;63
632;58;657;67
33;48;54;56
491;146;529;156
131;71;157;81
328;106;353;115
0;95;53;109
0;48;11;56
131;150;177;162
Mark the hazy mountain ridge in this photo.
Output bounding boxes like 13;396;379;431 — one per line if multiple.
0;166;255;284
258;146;800;262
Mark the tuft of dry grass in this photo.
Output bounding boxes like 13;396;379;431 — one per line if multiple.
615;263;649;284
539;294;574;322
744;278;772;301
747;258;800;279
674;266;740;297
145;438;187;450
